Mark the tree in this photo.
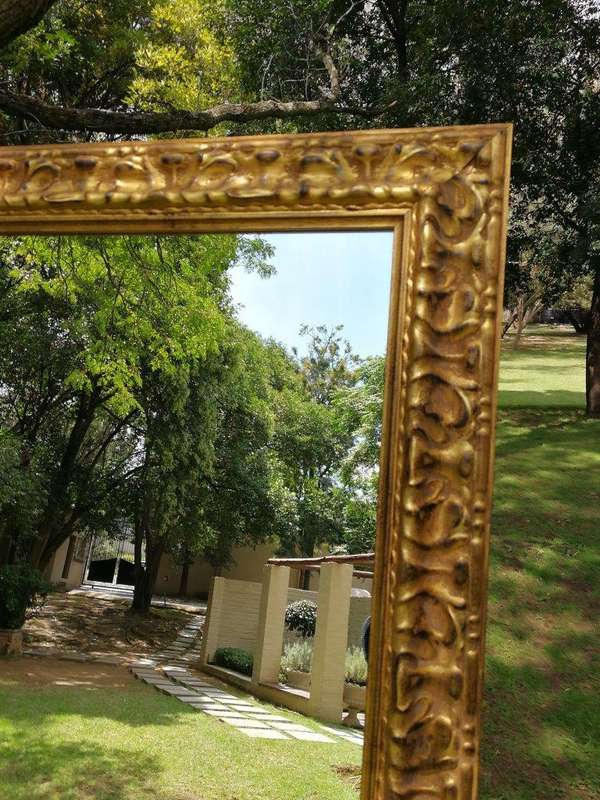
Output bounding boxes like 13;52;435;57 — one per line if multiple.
0;0;599;413
0;232;268;573
272;326;358;581
502;253;556;347
0;0;355;138
191;331;289;573
128;325;289;611
557;275;593;335
336;355;385;553
128;359;218;612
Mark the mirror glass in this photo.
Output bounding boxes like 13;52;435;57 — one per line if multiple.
0;230;393;799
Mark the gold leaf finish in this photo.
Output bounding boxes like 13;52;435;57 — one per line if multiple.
0;125;512;800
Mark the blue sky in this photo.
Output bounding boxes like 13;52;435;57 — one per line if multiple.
230;232;394;357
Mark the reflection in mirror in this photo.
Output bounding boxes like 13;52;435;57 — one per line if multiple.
0;230;392;799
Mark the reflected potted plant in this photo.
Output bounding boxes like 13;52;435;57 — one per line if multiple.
281;600;317;689
0;564;52;656
280;640;312;690
343;647;368;713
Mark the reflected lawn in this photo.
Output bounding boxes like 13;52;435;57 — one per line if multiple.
0;674;361;800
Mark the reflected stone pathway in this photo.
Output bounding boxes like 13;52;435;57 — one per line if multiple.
130;616;363;744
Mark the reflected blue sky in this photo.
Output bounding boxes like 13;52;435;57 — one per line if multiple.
230;231;394;357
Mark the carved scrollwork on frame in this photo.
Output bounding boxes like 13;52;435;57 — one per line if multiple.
384;132;509;800
0;130;506;223
0;125;511;800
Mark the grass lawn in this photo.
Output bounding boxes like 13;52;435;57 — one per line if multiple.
0;661;361;800
480;326;600;800
498;324;585;408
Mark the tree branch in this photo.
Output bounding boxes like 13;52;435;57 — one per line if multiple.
0;90;383;136
377;0;409;79
0;0;59;50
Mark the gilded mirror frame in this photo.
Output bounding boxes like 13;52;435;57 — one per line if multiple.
0;123;512;800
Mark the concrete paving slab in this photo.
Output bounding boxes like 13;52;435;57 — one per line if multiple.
221;717;271;729
287;731;335;742
240;729;290;739
268;722;314;732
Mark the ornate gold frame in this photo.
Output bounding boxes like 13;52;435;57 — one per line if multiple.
0;124;512;800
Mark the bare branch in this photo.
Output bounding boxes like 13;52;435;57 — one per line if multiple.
0;88;385;135
319;49;341;100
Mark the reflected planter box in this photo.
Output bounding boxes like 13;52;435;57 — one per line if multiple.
0;628;23;656
343;682;366;711
286;669;311;691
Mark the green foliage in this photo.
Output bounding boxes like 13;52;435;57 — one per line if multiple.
8;234;243;414
0;430;44;559
557;275;594;313
335;355;385;552
344;646;367;686
0;1;155;133
279;641;368;685
213;646;254;676
0;0;243;140
127;0;239;117
273;326;359;559
0;232;274;575
0;564;52;630
284;599;317;638
280;639;313;676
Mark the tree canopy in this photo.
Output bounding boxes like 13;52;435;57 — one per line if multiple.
0;233;272;575
0;0;598;412
0;225;387;607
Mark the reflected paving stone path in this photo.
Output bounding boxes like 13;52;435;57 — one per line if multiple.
131;617;363;744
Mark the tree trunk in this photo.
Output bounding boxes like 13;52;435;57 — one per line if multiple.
179;561;190;597
60;536;76;579
132;567;154;613
29;527;52;572
511;297;526;349
132;532;164;614
29;391;99;572
512;297;542;350
568;308;590;335
586;266;600;417
502;308;518;338
0;0;58;49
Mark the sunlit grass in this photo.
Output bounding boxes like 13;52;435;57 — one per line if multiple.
481;326;600;800
0;678;361;800
498;324;585;407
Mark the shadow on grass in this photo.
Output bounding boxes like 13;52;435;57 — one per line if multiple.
481;631;600;800
498;390;584;407
0;676;198;729
480;409;600;799
0;737;164;800
501;343;583;356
